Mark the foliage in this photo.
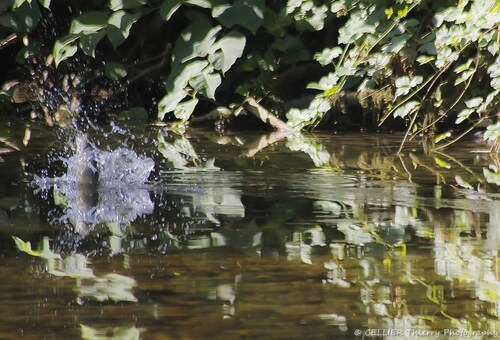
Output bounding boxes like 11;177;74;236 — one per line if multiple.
1;0;499;148
286;0;499;147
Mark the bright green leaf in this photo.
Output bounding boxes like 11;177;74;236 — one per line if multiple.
393;101;420;118
454;58;473;74
12;236;40;256
107;10;141;49
53;33;80;67
174;97;199;121
465;97;483;108
38;0;51;9
455;108;474;124
158;89;188;120
172;21;218;65
434;131;451;143
189;68;221;99
167;60;209;90
455;175;473;190
109;0;146;11
434;157;450;169
209;30;246;73
416;55;435;65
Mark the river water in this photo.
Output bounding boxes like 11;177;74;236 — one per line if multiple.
0;119;499;339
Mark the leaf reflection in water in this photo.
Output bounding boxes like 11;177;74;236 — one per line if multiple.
13;236;138;304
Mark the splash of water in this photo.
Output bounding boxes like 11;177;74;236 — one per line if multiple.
33;133;155;234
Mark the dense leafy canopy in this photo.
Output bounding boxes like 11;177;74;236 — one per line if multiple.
0;0;499;149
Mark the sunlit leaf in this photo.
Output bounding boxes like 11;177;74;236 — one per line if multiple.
212;0;264;34
70;11;108;34
465;97;483;108
483;167;500;186
158;89;188;120
109;0;146;11
38;0;50;9
416;55;435;65
172;21;219;65
484;122;500;143
454;58;473;73
160;0;181;21
189;68;221;99
454;69;475;86
12;236;40;256
455;108;474;124
455;175;473;190
107;10;141;49
53;33;80;67
393;101;420;118
174;97;199;121
434;157;450;169
314;47;343;66
434;131;451;143
209;31;246;73
385;7;393;19
168;60;209;90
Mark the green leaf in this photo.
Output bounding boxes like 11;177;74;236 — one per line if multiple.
208;30;246;73
109;0;146;11
416;55;435;65
434;157;450;169
12;236;40;256
394;76;423;98
454;69;475;86
107;10;141;49
70;11;109;34
189;68;221;99
434;131;451;143
454;58;473;74
53;33;80;67
11;1;40;32
38;0;51;9
465;97;483;108
185;0;213;8
393;101;420;118
212;0;265;34
168;60;209;90
314;47;343;66
455;108;474;124
104;62;128;80
172;21;219;65
455;175;473;190
160;0;182;21
158;89;187;120
79;31;106;57
174;97;199;121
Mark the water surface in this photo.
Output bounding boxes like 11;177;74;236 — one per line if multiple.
1;120;499;339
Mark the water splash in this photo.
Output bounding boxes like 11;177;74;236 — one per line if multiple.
33;132;155;234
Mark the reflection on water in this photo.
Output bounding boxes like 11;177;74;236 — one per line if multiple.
1;120;500;338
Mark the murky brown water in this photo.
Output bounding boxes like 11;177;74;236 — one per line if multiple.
1;119;500;339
